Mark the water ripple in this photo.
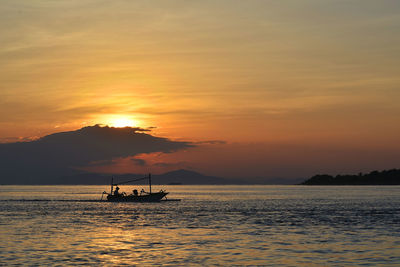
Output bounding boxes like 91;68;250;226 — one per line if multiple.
0;185;399;265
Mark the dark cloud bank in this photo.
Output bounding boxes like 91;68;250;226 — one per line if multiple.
0;125;192;184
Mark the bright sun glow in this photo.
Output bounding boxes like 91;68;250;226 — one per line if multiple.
108;116;137;128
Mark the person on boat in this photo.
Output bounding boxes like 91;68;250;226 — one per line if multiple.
114;186;120;196
133;189;138;196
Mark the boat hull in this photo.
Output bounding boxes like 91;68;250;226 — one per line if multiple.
106;192;168;202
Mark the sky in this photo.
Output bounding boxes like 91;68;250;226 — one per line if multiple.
1;0;400;180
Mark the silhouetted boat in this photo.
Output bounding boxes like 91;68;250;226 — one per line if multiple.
101;174;171;202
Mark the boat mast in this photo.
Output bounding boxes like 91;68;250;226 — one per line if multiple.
110;177;114;195
149;173;152;194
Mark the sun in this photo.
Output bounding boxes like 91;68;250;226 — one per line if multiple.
94;114;141;128
108;116;137;128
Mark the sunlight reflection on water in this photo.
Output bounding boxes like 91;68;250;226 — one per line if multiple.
0;185;399;265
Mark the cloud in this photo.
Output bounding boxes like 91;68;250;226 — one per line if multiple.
0;125;192;184
130;157;147;166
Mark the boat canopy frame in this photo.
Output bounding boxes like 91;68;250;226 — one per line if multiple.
111;173;152;195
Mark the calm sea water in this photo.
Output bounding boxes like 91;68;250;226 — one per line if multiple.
0;185;399;266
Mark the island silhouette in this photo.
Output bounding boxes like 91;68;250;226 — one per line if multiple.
301;169;400;185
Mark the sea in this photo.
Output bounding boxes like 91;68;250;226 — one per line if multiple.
0;185;399;266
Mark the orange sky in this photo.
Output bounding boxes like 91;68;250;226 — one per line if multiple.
1;1;399;178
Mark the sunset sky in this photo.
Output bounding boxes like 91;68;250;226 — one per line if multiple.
1;1;399;180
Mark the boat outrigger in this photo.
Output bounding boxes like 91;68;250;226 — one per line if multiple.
101;174;169;202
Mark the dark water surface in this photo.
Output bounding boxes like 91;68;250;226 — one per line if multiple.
0;185;399;266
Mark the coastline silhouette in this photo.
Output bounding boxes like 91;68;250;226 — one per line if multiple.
302;169;400;185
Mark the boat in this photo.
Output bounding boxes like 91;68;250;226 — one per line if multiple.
101;174;169;202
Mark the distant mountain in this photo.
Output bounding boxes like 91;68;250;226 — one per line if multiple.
22;169;245;185
152;169;244;185
301;169;400;185
57;169;305;185
0;168;303;185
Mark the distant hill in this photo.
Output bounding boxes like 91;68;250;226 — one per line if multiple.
0;168;302;185
59;170;303;185
99;169;245;185
152;169;244;185
1;169;245;185
301;169;400;185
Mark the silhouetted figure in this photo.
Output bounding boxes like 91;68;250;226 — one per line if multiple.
133;189;138;196
114;186;120;196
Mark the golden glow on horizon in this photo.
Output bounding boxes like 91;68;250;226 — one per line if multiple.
102;115;139;128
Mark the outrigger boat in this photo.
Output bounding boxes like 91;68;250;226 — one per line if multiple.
101;174;169;202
